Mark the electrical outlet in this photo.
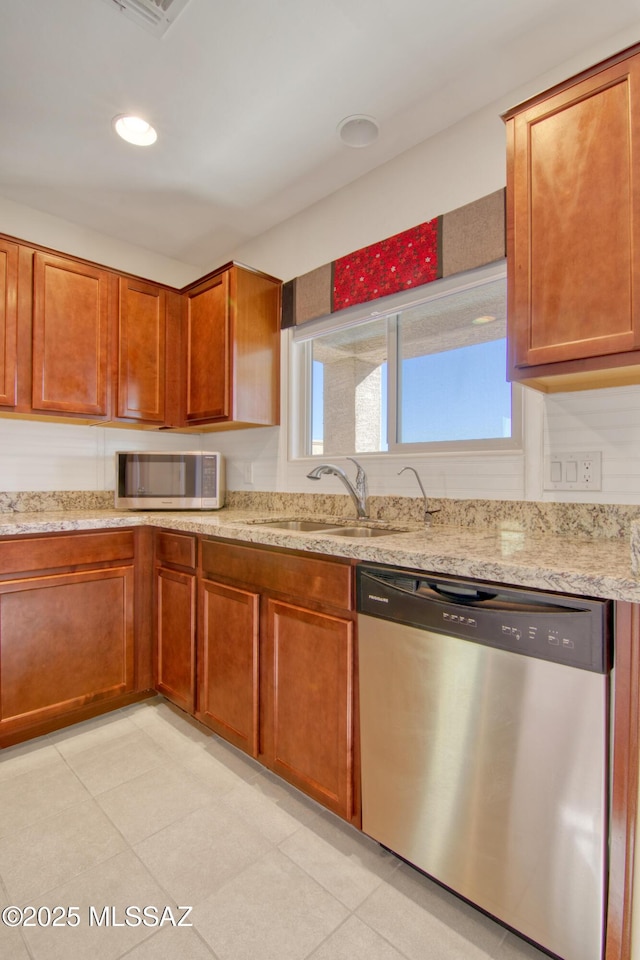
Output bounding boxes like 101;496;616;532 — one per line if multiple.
242;461;254;484
544;451;602;491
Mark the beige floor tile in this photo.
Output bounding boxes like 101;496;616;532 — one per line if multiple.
64;730;169;796
244;769;324;827
194;849;348;960
218;778;307;844
118;926;218;960
48;713;142;758
0;761;90;837
491;931;552;959
356;864;509;960
179;750;245;799
128;700;214;758
203;736;264;783
96;763;212;843
0;921;31;960
308;915;408;960
0;799;128;902
20;850;172;960
134;800;272;906
279;821;391;910
0;735;61;783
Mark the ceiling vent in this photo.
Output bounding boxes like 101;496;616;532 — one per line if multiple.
100;0;192;37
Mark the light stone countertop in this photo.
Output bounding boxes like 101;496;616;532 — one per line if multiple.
1;507;639;603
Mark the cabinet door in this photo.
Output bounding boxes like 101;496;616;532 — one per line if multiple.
118;277;166;423
0;238;18;407
156;566;196;713
197;577;259;755
0;566;135;737
184;272;230;423
32;252;112;416
508;53;640;372
262;599;355;820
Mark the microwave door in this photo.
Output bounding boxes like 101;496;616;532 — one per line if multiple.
126;456;187;498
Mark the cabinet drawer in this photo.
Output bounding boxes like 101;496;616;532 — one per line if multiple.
200;538;353;611
0;530;135;576
156;530;196;569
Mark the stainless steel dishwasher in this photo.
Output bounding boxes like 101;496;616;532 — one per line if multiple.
357;564;612;960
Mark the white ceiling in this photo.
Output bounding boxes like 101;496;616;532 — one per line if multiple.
1;0;639;271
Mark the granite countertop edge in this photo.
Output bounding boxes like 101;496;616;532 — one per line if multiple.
1;507;639;603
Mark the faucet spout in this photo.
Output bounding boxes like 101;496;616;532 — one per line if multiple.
398;466;440;526
306;458;369;518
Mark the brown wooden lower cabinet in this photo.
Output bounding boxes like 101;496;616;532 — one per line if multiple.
156;566;196;713
196;577;259;756
261;598;355;820
194;536;359;823
0;527;153;747
0;565;135;739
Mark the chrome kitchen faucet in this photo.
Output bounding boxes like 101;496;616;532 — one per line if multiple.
306;458;369;518
398;466;440;526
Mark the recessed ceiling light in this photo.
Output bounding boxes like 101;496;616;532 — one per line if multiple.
113;115;158;146
471;315;497;325
337;115;379;148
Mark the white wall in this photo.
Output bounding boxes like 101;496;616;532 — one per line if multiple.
3;24;640;506
0;195;199;289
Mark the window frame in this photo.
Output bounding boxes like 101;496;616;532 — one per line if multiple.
288;260;523;461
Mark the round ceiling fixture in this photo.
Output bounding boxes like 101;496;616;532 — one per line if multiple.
337;115;379;148
113;115;158;146
471;315;497;326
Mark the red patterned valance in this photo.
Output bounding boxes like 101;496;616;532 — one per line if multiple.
333;219;439;311
282;188;505;328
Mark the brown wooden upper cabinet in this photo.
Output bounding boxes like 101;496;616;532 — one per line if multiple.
504;44;640;391
0;234;281;430
183;263;281;429
32;252;113;417
0;237;18;408
117;277;182;426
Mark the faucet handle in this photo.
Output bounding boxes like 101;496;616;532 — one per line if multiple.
347;457;368;498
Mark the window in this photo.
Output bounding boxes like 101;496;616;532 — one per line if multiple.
291;261;520;458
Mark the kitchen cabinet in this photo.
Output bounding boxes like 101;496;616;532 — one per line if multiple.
198;537;358;822
183;263;280;429
31;251;114;417
0;237;18;408
117;277;183;426
198;577;259;755
262;599;354;819
504;43;640;392
0;529;148;746
155;531;197;713
0;232;282;430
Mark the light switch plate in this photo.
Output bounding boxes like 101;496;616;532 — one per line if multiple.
544;451;602;491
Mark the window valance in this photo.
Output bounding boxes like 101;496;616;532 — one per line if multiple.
282;188;505;328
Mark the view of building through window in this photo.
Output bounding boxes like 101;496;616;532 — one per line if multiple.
307;271;509;456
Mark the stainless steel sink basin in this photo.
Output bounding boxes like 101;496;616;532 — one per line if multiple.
327;526;407;538
248;518;412;537
251;519;338;531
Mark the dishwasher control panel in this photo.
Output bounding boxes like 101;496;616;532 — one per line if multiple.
357;565;611;673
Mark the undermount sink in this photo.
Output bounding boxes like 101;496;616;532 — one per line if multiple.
250;519;339;531
327;526;407;538
249;518;410;537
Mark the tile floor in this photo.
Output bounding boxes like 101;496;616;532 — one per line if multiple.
0;699;552;960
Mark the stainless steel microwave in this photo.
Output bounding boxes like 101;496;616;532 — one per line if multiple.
115;451;225;510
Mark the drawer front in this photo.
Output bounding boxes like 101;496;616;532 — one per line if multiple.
156;530;197;569
0;530;135;576
200;538;353;611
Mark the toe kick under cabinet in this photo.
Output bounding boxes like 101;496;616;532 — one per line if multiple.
0;528;153;747
195;536;359;824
